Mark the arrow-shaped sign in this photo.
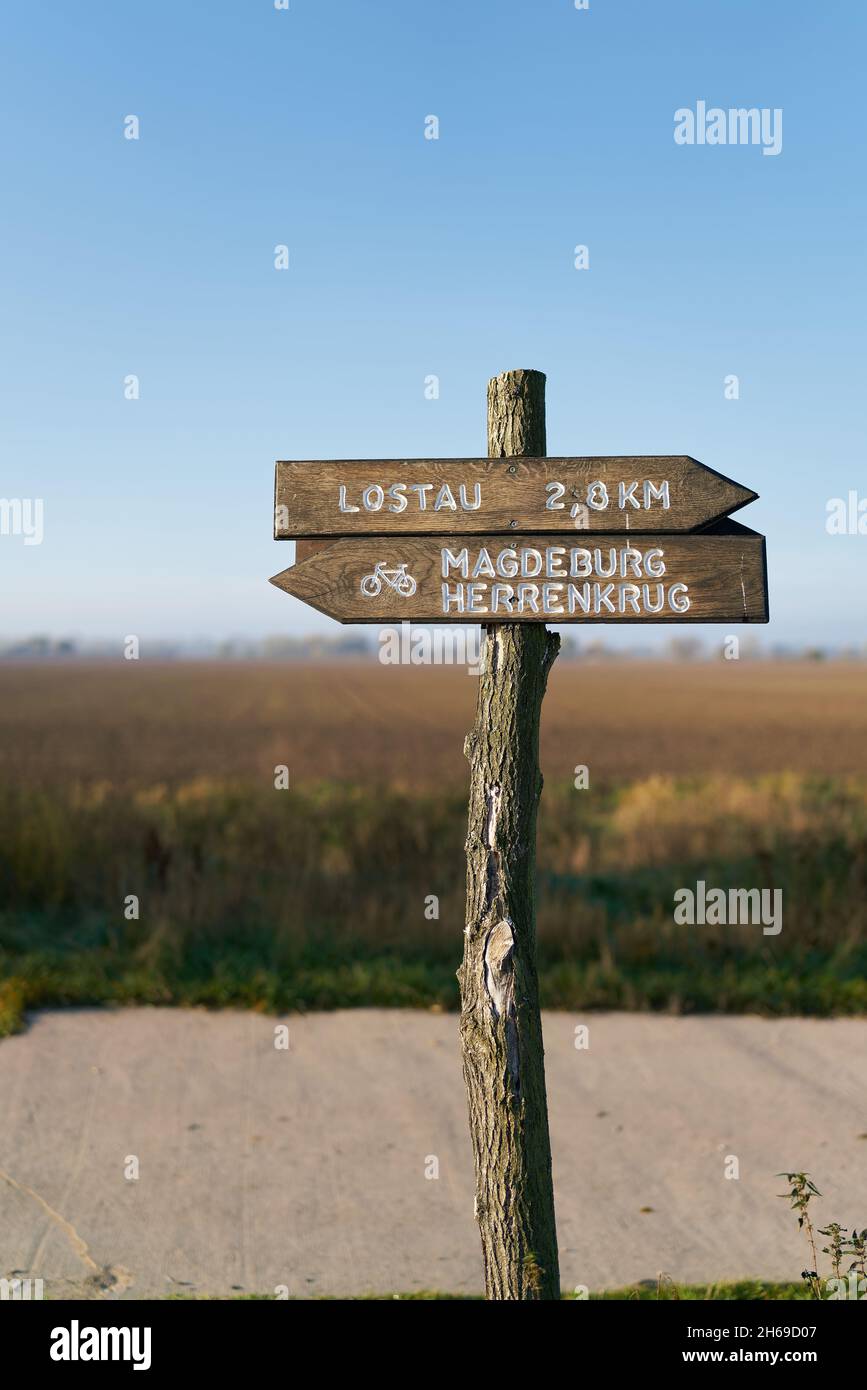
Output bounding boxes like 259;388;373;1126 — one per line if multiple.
274;455;757;537
270;520;768;625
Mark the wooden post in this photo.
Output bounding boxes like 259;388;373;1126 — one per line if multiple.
459;369;561;1300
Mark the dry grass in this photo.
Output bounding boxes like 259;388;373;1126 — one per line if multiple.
1;660;865;1030
1;658;865;790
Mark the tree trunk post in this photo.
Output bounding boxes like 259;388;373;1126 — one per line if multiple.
458;368;561;1300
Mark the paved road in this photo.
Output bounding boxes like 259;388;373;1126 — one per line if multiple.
1;1008;864;1299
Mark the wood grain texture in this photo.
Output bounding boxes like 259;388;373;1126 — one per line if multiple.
269;520;769;625
274;454;757;537
293;539;335;565
459;367;560;1301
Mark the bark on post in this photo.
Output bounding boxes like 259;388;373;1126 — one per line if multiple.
459;369;561;1300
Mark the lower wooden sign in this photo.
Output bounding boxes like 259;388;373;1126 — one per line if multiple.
270;520;768;624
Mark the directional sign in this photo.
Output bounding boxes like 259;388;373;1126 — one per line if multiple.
274;456;757;537
270;520;768;625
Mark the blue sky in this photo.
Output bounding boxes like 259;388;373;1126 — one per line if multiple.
1;0;864;647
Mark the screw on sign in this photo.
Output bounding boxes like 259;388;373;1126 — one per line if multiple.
269;369;768;1301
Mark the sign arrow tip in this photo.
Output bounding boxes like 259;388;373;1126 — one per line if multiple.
269;568;298;595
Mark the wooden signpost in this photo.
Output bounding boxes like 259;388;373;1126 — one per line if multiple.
271;522;767;625
274;454;757;536
270;368;768;1301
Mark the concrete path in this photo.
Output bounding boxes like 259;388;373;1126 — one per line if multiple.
1;1008;864;1298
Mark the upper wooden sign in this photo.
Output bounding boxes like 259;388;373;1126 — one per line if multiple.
274;455;757;538
270;520;769;625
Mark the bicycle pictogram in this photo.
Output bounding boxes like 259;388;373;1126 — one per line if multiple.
359;561;417;598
